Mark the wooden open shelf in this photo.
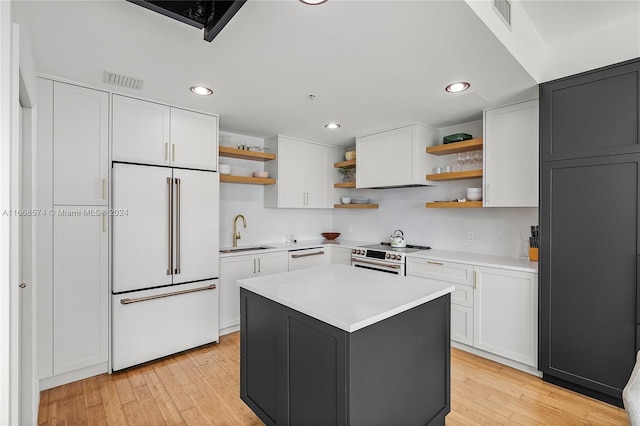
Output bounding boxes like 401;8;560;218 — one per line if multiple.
334;159;356;168
333;203;379;209
334;182;356;188
426;169;483;181
426;138;483;156
220;175;275;185
425;201;483;208
219;146;276;162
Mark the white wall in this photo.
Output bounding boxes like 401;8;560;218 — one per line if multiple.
220;130;538;257
332;185;537;257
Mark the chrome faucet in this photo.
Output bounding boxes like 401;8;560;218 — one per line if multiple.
233;214;247;247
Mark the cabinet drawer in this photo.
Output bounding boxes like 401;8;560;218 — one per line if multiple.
406;257;473;285
452;283;474;308
451;305;474;345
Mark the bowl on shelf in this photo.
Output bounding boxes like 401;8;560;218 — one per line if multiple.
219;164;231;175
466;188;482;201
352;198;370;204
252;171;269;178
341;197;351;204
321;232;341;240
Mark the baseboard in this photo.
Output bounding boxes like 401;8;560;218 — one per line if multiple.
451;341;541;377
220;324;240;336
39;362;108;391
542;373;624;408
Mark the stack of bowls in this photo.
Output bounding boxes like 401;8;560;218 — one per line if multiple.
466;188;482;201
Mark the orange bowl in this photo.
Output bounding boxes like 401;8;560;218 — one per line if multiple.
321;232;340;240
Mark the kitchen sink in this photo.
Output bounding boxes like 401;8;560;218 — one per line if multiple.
220;246;273;254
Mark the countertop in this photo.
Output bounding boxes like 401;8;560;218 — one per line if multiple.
219;239;368;258
238;264;455;333
407;249;538;273
221;239;538;273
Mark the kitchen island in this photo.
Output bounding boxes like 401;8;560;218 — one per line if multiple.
238;264;455;426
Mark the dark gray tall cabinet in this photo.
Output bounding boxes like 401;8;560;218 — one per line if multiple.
540;58;640;406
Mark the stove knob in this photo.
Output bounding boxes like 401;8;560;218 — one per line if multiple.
386;253;391;259
352;249;356;254
394;254;400;260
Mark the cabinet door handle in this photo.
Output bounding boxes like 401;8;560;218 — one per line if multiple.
165;143;169;161
427;260;444;266
175;177;181;275
291;250;325;259
253;258;257;274
172;144;176;161
167;177;173;275
103;215;106;233
102;179;107;199
474;271;477;289
257;258;261;273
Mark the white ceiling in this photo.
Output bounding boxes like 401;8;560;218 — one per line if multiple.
12;0;638;147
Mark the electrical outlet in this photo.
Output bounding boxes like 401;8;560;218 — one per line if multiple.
348;224;353;233
467;231;475;242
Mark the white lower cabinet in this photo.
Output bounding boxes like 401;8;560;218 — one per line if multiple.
53;209;108;375
406;258;475;345
330;246;353;265
473;266;538;367
406;256;538;370
219;252;288;334
451;305;474;346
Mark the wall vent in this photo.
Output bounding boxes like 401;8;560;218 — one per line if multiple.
493;0;511;28
103;71;144;90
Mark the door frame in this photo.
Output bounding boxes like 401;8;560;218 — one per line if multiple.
1;5;22;425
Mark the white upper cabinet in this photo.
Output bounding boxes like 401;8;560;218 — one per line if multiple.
170;107;218;170
356;123;437;188
53;82;109;205
264;136;340;208
112;95;170;166
112;95;218;170
483;99;539;207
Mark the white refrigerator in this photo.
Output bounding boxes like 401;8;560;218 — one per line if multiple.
111;163;219;370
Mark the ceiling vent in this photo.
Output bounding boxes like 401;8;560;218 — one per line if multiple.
103;71;144;90
493;0;511;28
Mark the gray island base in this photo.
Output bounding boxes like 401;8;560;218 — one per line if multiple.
238;265;454;426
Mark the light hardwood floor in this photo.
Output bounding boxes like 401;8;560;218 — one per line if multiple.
38;332;628;425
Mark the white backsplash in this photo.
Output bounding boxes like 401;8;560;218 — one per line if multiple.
219;130;538;257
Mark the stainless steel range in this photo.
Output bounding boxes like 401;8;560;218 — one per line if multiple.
351;242;431;275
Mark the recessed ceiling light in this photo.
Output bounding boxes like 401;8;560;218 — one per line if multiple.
299;0;328;4
445;82;470;93
325;123;341;129
190;86;213;96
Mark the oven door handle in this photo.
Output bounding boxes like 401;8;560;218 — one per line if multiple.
351;258;401;269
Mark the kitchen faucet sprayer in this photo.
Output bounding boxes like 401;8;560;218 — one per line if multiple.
233;214;247;247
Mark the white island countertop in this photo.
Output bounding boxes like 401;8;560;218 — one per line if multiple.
238;264;455;333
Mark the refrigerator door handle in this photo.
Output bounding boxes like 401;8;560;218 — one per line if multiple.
175;177;181;275
119;284;216;305
167;177;173;275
